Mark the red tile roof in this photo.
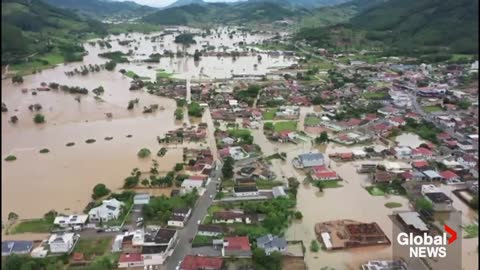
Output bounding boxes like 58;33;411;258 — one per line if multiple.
119;253;143;263
189;175;207;181
224;236;250;251
440;170;459;180
314;171;338;179
390;116;406;124
412;147;433;156
180;255;223;270
412;160;429;168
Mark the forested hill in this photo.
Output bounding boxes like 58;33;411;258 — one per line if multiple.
41;0;156;19
296;0;479;54
351;0;478;53
2;0;105;65
142;2;310;26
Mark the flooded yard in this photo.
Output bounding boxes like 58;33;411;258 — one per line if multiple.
395;133;425;148
2;27;294;220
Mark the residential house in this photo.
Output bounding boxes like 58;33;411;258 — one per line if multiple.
389;117;406;127
457;141;474;151
293;152;325;169
179;255;223;270
412;160;429;170
312;166;338;180
48;233;76;253
142;228;177;266
181;180;203;195
424;192;453;212
118;253;144;268
53;215;89;229
422;170;443;181
394;146;412;159
361;260;410;270
400;171;426;181
373;171;396;184
222;236;252;258
396;212;429;234
1;241;33;256
256;234;287;255
234;186;259;197
440;170;460;183
168;208;191;228
458;154;477;168
88;198;124;222
134;194;150;205
197;225;225;237
411;147;434;160
272;186;287;198
213;211;251;224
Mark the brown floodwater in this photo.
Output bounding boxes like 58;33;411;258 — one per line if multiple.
1;27;293;220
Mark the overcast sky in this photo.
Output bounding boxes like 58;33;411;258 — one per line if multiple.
113;0;242;8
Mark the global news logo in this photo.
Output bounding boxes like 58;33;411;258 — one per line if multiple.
397;224;457;258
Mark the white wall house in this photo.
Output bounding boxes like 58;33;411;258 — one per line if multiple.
88;198;124;222
48;233;76;253
181;180;203;194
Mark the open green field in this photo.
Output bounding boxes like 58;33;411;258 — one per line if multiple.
125;70;150;80
262;108;278;120
73;237;113;259
156;69;173;79
10;219;52;234
422;105;443;113
305;116;321;126
464;224;478;239
274;121;297;132
366;186;386;196
385;202;403;208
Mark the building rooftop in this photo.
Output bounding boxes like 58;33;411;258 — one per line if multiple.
180;255;223;270
397;212;429;232
424;192;452;204
224;236;250;251
234;186;258;193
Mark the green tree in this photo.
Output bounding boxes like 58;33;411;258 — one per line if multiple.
92;183;110;199
416;198;433;212
294;211;303;219
174;163;184;171
315;131;329;144
471;195;478;210
12;75;23;84
141;179;150;187
252;248;281;270
33;113;45;124
310;240;320;252
105;60;117;71
222;157;234;179
187;102;204;117
123;176;139;189
174;108;184;120
8;212;18;222
137;148;151;158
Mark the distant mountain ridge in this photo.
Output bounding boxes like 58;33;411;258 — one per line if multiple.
165;0;207;9
143;1;310;25
296;0;478;54
247;0;352;8
41;0;156;19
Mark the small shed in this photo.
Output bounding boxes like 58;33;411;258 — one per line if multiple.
133;193;150;205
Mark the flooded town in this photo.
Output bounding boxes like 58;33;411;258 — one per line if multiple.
1;1;479;270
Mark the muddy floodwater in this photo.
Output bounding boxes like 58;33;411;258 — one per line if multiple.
395;133;425;148
1;27;295;220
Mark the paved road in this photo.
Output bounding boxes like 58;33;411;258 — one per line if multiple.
165;160;223;269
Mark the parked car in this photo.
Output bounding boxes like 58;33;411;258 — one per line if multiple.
96;229;104;233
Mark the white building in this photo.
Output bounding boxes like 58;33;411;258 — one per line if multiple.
229;146;249;160
181;180;203;194
53;215;89;229
48;233;76;253
88;198;124;222
134;194;150;205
